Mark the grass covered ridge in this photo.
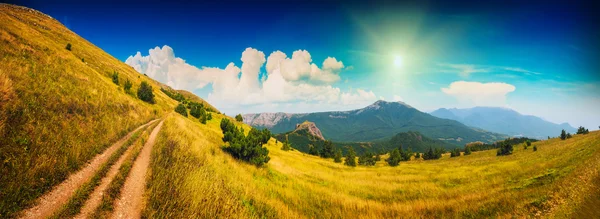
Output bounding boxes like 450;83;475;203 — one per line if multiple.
0;5;177;217
146;113;600;217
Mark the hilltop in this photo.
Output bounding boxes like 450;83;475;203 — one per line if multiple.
245;100;505;145
431;107;577;139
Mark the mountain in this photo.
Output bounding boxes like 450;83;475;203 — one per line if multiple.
245;100;505;145
430;107;577;139
380;131;458;152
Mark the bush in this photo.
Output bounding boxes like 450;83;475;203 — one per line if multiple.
526;140;532;147
66;43;72;51
423;147;443;160
387;149;401;166
281;140;292;151
375;154;381;161
235;114;243;122
137;81;155;104
358;152;376;166
308;144;319;155
576;126;590;134
124;79;132;92
450;148;461;157
112;71;119;85
464;146;472;155
344;147;357;167
533;145;538;151
320;140;335;158
175;103;187;117
220;118;271;166
560;129;567;140
496;140;513;156
415;152;421;159
334;149;342;163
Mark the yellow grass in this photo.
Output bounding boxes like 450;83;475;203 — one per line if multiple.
147;113;600;218
0;4;177;217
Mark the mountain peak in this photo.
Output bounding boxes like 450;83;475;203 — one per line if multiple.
369;100;414;109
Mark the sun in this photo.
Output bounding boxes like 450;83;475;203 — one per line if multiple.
393;55;403;68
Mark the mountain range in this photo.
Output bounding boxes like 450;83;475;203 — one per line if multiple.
430;107;576;139
244;100;505;145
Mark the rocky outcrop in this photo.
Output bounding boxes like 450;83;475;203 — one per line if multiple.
294;121;325;140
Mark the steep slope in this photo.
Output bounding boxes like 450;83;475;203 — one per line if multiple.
245;100;504;144
293;121;325;140
0;4;178;217
430;107;577;139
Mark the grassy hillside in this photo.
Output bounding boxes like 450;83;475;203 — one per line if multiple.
0;4;177;217
148;112;600;217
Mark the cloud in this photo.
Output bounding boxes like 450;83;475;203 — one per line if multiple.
124;45;214;91
438;63;490;77
502;67;541;75
126;45;376;112
392;95;403;101
441;81;516;107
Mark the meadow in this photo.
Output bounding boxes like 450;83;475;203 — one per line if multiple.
0;5;176;217
146;113;600;218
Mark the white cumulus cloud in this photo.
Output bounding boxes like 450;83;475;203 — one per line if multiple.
126;45;375;113
441;81;516;107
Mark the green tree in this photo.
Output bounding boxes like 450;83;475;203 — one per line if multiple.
220;119;271;166
124;79;132;92
112;71;119;85
320;140;336;158
235;114;243;122
358;152;376;166
334;149;343;163
65;43;72;51
387;149;401;166
344;147;357;167
175;103;187;117
137;81;155;104
577;126;589;134
464;146;472;155
533;145;538;151
496;140;513;156
375;154;381;161
415;152;421;159
567;133;572;139
450;148;461;157
308;144;319;156
281;140;291;151
423;147;442;160
560;129;567;140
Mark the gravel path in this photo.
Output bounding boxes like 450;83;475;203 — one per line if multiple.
112;120;164;219
18;119;157;219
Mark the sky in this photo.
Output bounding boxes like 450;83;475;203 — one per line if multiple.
9;0;600;129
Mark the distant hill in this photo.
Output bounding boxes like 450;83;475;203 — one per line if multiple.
246;100;505;145
430;107;577;139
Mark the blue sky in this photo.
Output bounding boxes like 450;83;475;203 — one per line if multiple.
11;0;600;129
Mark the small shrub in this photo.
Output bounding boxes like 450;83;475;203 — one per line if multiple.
464;146;472;155
344;147;357;167
415;152;421;158
358;152;376;166
175;104;187;117
112;71;119;85
375;154;381;161
560;129;567;140
496;140;513;156
137;81;155;104
387;149;401;166
576;126;589;134
533;145;538;151
334;149;343;163
66;43;72;51
281;141;291;151
220;118;271;166
450;148;461;157
124;79;132;92
235;114;243;122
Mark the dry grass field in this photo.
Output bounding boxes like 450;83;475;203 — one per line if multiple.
146;113;600;218
0;4;177;217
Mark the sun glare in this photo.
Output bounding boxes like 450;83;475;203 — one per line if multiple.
393;55;403;68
